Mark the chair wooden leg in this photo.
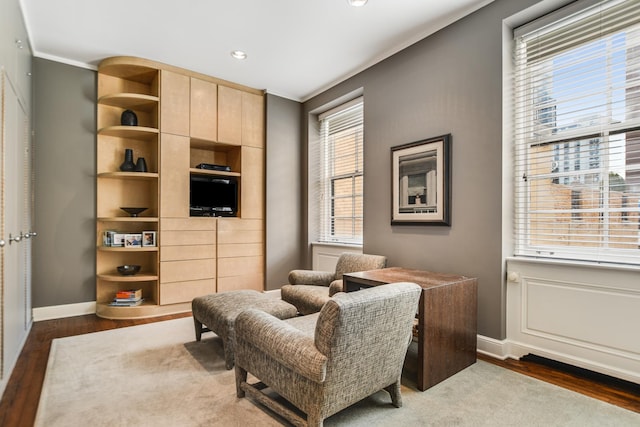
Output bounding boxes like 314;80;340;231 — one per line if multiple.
385;379;403;408
235;365;247;398
193;317;203;341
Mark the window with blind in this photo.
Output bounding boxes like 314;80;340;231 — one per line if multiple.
513;0;640;265
315;98;363;244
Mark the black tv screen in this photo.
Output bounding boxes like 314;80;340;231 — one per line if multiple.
190;175;238;216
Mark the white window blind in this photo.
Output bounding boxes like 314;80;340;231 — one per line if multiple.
513;0;640;265
315;98;363;244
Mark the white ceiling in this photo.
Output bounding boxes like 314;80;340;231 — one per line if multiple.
20;0;493;101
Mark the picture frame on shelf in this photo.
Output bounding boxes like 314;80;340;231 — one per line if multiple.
124;233;143;248
103;230;116;247
391;134;451;226
112;233;126;247
142;231;156;247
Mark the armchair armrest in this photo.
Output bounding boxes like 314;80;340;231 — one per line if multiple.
328;279;344;296
288;270;335;286
235;309;328;383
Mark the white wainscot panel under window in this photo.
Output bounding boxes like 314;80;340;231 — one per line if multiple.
311;243;362;271
506;258;640;384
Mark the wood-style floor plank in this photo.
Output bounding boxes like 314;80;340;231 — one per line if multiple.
0;314;638;427
478;353;640;414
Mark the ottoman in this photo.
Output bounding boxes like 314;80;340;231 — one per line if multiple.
192;290;298;369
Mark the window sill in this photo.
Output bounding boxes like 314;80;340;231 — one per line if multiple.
312;241;363;249
506;256;640;273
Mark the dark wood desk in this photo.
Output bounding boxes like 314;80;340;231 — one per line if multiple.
343;267;477;391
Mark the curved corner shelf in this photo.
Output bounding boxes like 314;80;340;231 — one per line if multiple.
98;171;159;180
98;58;159;84
98;93;159;111
98;246;159;252
98;126;159;139
95;301;157;320
98;273;158;282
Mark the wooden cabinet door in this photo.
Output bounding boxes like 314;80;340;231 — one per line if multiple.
241;146;264;219
241;92;264;148
160;70;189;136
159;217;217;304
160;133;189;217
217;85;242;145
217;218;264;292
190;77;217;141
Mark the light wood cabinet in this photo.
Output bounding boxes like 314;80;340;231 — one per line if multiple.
96;56;265;319
160;133;189;218
160;70;190;136
242;91;265;148
218;85;242;145
217;218;264;292
190;77;217;141
241;146;264;219
160;217;216;305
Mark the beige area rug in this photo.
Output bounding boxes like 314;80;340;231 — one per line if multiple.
35;317;640;427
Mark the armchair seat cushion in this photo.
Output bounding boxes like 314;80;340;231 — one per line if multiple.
280;284;332;315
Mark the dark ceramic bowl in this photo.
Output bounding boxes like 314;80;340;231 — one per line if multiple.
117;265;141;276
120;207;147;217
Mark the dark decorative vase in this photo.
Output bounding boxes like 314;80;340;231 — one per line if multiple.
121;109;138;126
119;149;136;171
135;157;148;173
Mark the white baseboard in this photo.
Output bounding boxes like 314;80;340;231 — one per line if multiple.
32;294;282;321
476;335;640;385
477;335;510;360
33;301;96;321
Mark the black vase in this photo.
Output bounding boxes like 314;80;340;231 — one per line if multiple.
121;109;138;126
135;157;148;172
119;149;136;171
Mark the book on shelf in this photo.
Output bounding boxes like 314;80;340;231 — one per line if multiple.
109;288;143;307
109;298;143;307
115;289;142;300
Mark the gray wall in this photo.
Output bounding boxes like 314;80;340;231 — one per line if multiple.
302;0;540;339
265;94;303;289
29;0;551;340
32;58;96;307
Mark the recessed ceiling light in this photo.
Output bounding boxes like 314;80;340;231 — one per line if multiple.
230;50;247;60
348;0;368;6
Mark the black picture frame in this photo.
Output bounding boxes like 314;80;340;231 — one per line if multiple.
391;134;451;226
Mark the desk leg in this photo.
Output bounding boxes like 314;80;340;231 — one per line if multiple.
416;280;478;391
417;291;426;391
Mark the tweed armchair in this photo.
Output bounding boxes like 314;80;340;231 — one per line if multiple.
280;252;387;315
234;282;421;427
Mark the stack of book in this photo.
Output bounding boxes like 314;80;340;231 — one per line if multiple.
110;289;143;307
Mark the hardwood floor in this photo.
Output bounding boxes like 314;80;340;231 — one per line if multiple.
478;353;640;414
0;314;638;427
0;312;191;427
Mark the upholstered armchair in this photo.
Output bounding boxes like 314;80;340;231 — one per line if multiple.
234;282;422;427
280;252;387;314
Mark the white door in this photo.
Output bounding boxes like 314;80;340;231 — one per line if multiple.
0;68;5;379
1;68;31;381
